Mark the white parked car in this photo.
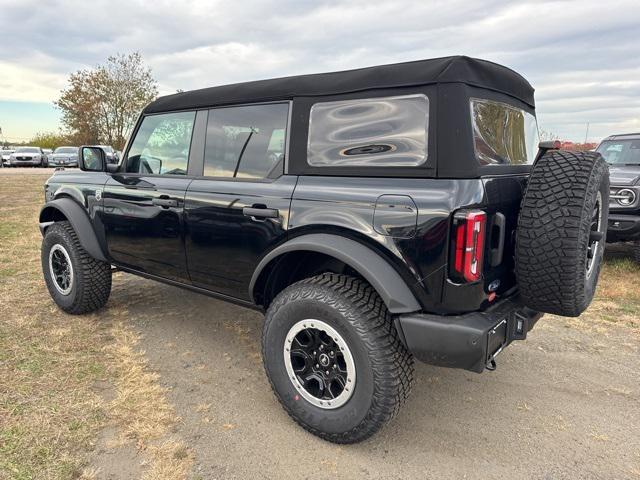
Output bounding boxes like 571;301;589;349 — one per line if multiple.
1;149;15;167
8;146;46;167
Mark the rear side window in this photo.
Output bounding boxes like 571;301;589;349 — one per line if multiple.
307;94;429;167
126;111;195;175
596;140;640;165
471;99;538;166
203;103;289;179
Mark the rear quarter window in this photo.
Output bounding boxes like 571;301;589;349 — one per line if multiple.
307;94;429;167
471;98;538;166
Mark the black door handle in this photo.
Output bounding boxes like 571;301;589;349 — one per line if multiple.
152;197;178;208
489;212;506;267
243;206;279;219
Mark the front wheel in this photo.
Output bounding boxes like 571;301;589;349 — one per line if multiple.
262;273;414;443
42;221;112;314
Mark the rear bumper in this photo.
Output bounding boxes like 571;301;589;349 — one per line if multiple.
395;296;542;373
606;213;640;241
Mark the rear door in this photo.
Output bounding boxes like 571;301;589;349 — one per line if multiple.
472;97;539;296
184;102;294;301
102;111;197;282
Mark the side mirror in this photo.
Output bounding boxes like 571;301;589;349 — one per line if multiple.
79;146;106;172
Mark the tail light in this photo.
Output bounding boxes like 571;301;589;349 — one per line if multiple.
451;210;486;282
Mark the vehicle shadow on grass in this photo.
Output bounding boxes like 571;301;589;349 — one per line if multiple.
110;268;640;480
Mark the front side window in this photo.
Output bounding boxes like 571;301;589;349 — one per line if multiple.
596;139;640;165
126;111;195;175
471;99;539;166
204;103;289;179
307;94;429;167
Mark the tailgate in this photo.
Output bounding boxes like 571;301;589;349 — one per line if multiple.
480;175;529;296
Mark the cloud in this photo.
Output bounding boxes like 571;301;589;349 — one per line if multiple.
0;0;638;141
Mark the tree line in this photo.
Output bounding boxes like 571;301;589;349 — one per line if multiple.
17;52;158;150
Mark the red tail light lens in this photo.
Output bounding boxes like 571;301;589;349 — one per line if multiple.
451;210;486;282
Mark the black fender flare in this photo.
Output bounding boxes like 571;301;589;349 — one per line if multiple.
39;198;108;262
249;233;421;314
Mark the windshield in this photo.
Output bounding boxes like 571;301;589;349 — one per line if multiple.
471;99;539;165
596;139;640;165
54;147;77;154
15;147;39;153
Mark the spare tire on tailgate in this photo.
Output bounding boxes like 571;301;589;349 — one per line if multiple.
515;150;609;317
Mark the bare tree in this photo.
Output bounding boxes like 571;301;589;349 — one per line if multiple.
56;53;158;149
539;130;559;142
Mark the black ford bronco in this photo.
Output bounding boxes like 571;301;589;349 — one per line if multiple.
39;56;609;443
596;133;640;262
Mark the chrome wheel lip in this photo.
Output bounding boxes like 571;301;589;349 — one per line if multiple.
49;243;74;296
284;319;356;409
586;191;603;278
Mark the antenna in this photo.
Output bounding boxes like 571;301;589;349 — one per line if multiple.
584;122;590;144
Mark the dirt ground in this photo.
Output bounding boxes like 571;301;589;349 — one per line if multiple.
113;266;640;480
2;171;640;479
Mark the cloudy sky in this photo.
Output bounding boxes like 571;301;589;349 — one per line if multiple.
1;0;639;143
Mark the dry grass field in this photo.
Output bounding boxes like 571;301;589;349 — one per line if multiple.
1;171;639;479
0;173;192;479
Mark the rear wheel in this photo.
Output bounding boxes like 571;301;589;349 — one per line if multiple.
262;273;413;443
42;221;112;314
516;150;609;316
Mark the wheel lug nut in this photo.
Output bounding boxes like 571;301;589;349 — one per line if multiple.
315;364;319;368
325;370;329;375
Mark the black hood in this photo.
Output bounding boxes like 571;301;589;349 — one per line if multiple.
609;164;640;186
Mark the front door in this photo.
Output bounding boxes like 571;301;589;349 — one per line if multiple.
101;111;197;282
184;102;294;300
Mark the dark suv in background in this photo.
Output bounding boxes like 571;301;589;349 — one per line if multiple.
38;56;609;443
596;133;640;262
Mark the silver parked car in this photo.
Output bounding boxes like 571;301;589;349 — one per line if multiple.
1;149;15;167
48;146;79;167
95;145;119;164
8;146;46;167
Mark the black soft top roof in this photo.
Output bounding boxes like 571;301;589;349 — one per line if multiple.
144;55;534;114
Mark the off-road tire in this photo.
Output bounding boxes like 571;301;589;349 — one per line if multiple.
262;273;414;443
516;150;609;316
42;221;112;314
633;240;640;264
